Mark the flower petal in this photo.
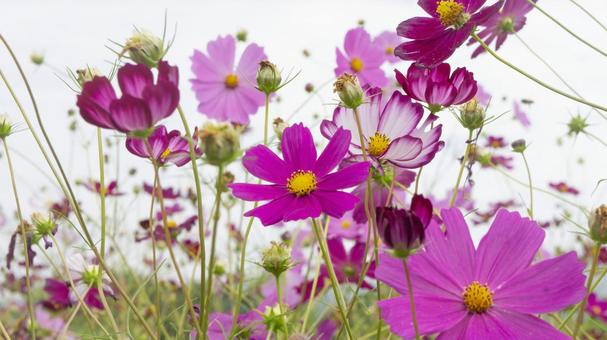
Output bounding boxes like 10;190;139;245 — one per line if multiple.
109;95;152;133
283;195;322;222
244;195;294;226
76;77;117;129
314;127;351;177
242;145;290;184
383;136;422;162
314;190;360;218
281;123;317;172
317;162;370;190
142;81;179;123
118;63;154;98
229;183;287;201
378;92;423;139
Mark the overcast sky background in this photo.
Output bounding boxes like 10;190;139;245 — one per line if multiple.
1;0;607;280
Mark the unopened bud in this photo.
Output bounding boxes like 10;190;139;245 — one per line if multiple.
199;123;243;166
76;67;102;87
590;205;607;244
334;73;364;109
458;99;485;131
567;115;588;136
263;304;288;334
0;115;13;139
124;30;165;68
30;52;44;65
260;241;294;277
256;60;282;95
304;83;314;93
273;118;288;141
511;139;527;153
236;29;248;42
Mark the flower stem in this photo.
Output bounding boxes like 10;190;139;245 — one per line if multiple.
176;105;208;335
311;218;354;340
402;258;421;340
567;0;607;33
97;128;107;259
300;238;322;333
147;174;161;334
264;94;270;145
97;280;120;334
573;242;600;338
0;318;11;340
449;129;474;207
520;152;534;219
275;274;289;339
470;31;607;112
2;138;36;339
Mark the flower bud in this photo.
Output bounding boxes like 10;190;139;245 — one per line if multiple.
458;99;485;131
273;118;288;141
590;205;607;244
31;213;56;238
304;83;314;93
124;30;165;68
499;17;515;33
260;241;294;277
376;195;432;258
333;73;364;109
30;52;44;65
567;114;588;136
0;114;14;139
76;67;102;87
256;60;282;95
511;139;527;153
198;123;242;166
262;304;288;334
236;29;248;42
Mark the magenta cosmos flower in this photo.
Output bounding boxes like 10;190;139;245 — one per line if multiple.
468;0;537;57
549;181;580;196
395;0;504;66
377;208;586;339
513;100;531;127
335;27;388;87
395;63;477;111
229;123;370;226
77;61;179;135
126;125;201;167
373;31;402;64
321;87;444;169
191;35;266;125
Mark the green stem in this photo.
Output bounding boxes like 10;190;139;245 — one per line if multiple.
300;239;322;333
97;280;120;335
573;243;600;338
470;32;607;112
567;0;607;33
403;259;421;340
275;274;289;339
2;138;36;339
264;94;270;145
176;105;207;335
147;175;161;334
97;128;107;259
449;129;474;207
559;265;607;329
311;218;354;340
521;153;534;219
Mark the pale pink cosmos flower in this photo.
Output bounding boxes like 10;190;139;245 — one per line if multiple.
373;31;402;64
335;27;388;87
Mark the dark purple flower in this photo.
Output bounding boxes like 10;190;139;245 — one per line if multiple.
395;0;504;66
549;182;580;196
126;125;201;167
395;63;477;110
486;135;507;148
229;123;370;226
77;61;179;134
42;278;72;310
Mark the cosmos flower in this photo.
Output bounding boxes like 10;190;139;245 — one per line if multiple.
229;123;370;226
321;239;375;288
142;182;181;199
587;293;607;322
373;31;402;64
377;208;586;338
83;180;124;196
191;35;267;125
321;88;444;169
395;63;477;111
472;199;518;224
486;135;507;148
335;27;388;87
490;155;514;169
549;182;580;196
395;0;504;66
42;278;72;310
475;84;492;106
67;254;115;310
76;61;179;134
126;125;201;167
327;210;369;241
190;307;267;340
513;101;531;127
468;0;538;57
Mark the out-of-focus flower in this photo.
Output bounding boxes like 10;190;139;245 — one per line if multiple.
229;123;370;226
567;114;588;136
195;310;267;340
191;35;267;125
83;180;124;196
76;62;179;135
123;29;166;68
142;182;181;199
49;198;71;218
475;84;492;106
511;138;527;153
472;199;517;224
587;293;607;322
321;239;375;288
549;182;580;196
513;101;531;127
486;135;506;149
468;0;537;57
322;88;444;169
67;254;115;310
126;125;201;167
42;278;72;310
198;122;243;166
373;31;402;64
395;0;504;66
327;210;369;241
377;208;586;338
395;63;477;112
335;27;388;87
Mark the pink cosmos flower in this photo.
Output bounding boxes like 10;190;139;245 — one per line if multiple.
377;208;586;338
190;308;267;340
395;63;477;111
191;35;266;125
83;180;124;196
126;125;201;167
587;293;607;322
513;101;531;127
549;181;580;196
318;239;375;289
395;0;504;66
373;31;402;64
229;123;370;226
321;88;444;170
486;135;506;148
335;28;388;87
476;84;492;105
327;210;369;241
77;62;179;134
468;0;538;57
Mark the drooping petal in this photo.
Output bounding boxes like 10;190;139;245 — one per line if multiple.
76;77;117;129
229;183;287;201
242;145;290;185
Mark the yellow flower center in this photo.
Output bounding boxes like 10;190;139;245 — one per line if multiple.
385;47;394;55
341;220;352;229
368;132;390;156
287;170;317;196
224;73;239;89
463;281;493;313
436;0;468;28
350;58;364;73
161;148;171;159
592;305;602;315
167;220;178;229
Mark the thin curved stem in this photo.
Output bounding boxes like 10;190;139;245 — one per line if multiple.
60;290;84;338
97;128;107;258
403;259;421;340
573;243;600;338
521;153;534;219
568;0;607;33
0;318;10;340
559;265;607;329
2;138;35;339
449;129;474;207
147;175;161;334
97;280;120;335
470;32;607;112
300;237;322;333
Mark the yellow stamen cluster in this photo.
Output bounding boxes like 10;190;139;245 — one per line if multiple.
224;73;239;89
385;47;394;55
350;58;364;73
463;281;493;313
161;148;172;159
368;132;390;156
436;0;467;28
287;170;317;196
341;220;352;229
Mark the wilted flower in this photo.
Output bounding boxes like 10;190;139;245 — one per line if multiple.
335;27;388;87
198;122;243;166
256;60;282;94
126;125;201;167
124;29;166;68
333;73;364;109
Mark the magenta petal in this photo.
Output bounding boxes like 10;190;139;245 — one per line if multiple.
314;190;359;218
317;162;370;190
229;183;287;201
313;128;351;177
109;95;152;133
142;82;179;123
493;251;586;314
284;195;322;221
378;92;423;139
242;145;290;185
157;61;179;87
281;123;317;172
397;17;444;40
327;238;348;262
117;63;153;98
76;77;117;129
245;195;294;226
474;209;544;287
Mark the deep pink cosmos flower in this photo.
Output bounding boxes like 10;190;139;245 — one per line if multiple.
468;0;537;57
373;31;402;64
587;293;607;322
83;180;124;196
77;61;179;134
321;88;444;169
197;310;266;340
327;210;369;241
191;35;267;125
513;100;531;127
395;0;503;66
395;63;477;111
549;181;580;196
335;28;388;87
126;125;201;167
486;135;507;148
320;239;375;289
42;278;72;310
377;208;585;339
229;123;370;226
